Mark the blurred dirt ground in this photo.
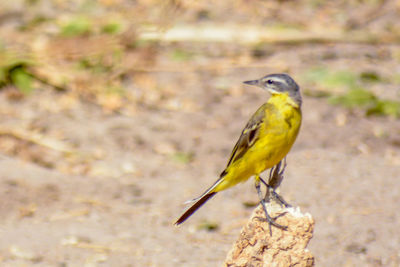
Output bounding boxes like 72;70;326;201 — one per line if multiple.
0;1;400;266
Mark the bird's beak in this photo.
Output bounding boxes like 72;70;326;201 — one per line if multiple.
243;79;259;86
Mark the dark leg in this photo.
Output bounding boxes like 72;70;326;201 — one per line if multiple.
271;189;291;208
268;158;287;189
260;177;292;208
268;161;280;187
255;176;287;236
280;157;287;176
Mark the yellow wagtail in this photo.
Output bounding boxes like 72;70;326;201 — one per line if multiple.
175;73;302;232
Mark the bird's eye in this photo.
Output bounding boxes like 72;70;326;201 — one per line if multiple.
266;79;273;84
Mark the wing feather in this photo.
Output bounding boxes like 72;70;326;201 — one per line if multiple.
224;103;269;169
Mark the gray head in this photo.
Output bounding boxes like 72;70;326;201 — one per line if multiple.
243;73;302;107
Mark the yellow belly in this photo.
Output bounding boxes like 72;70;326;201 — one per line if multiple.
215;94;301;192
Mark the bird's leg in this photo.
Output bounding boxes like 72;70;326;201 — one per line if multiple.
282;157;287;173
266;160;282;201
254;176;287;236
273;191;291;208
265;164;277;200
268;164;276;181
259;177;291;208
268;159;284;188
266;158;291;208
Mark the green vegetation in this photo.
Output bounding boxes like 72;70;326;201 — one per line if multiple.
60;17;92;37
304;67;358;90
102;22;122;35
366;100;400;117
0;52;35;94
304;67;400;118
169;48;194;62
329;88;376;108
171;152;195;164
9;65;33;94
360;71;382;83
78;57;113;73
242;201;258;208
197;221;219;231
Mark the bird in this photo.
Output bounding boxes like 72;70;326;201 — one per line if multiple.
175;73;302;233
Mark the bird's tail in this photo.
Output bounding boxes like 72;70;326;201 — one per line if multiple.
175;176;225;225
174;191;217;225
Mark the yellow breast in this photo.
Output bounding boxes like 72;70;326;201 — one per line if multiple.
256;93;302;171
215;92;301;192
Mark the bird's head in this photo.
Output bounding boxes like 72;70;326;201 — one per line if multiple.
243;73;302;107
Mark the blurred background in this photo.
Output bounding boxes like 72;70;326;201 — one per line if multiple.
0;0;400;266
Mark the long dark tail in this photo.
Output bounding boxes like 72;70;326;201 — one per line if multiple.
175;192;217;225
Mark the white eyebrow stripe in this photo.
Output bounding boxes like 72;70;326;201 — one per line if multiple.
263;77;287;85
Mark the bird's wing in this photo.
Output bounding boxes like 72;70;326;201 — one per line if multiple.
223;103;269;171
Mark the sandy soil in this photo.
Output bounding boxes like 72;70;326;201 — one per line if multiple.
0;1;400;266
0;66;400;266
